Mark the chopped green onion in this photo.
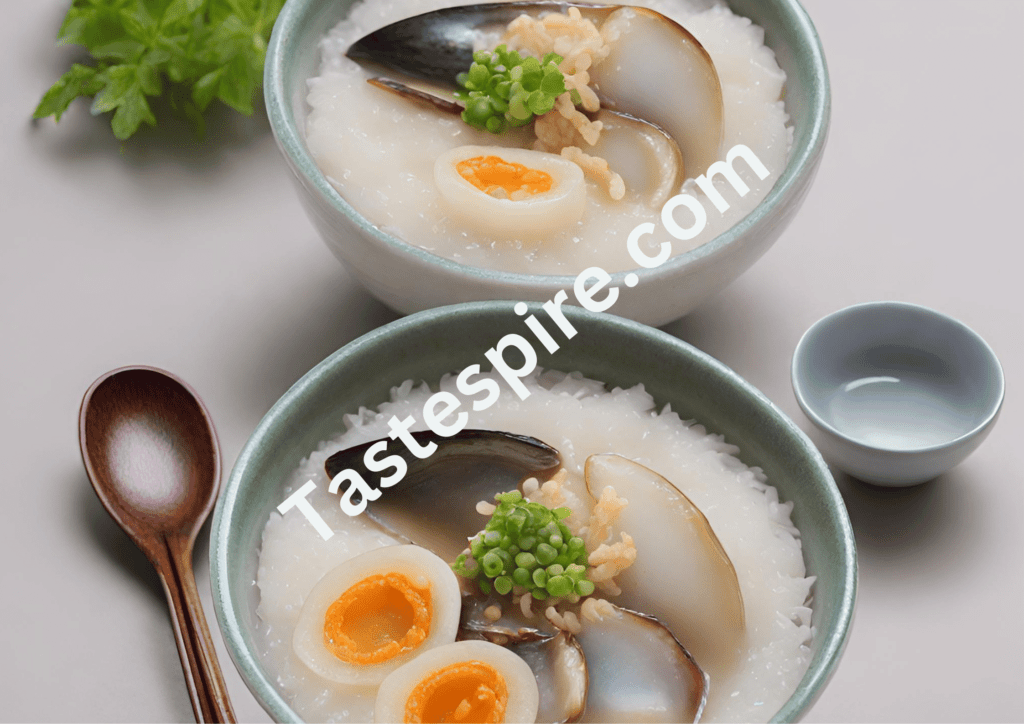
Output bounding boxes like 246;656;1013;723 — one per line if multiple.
575;579;595;596
546;575;572;597
532;568;548;588
497;490;523;504
515;552;537;569
536;543;558;566
482;551;504;578
513;567;532;586
485;116;507;134
451;490;596;602
455;44;580;134
494;548;513;571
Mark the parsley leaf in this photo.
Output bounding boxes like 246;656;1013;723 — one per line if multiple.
34;0;285;140
35;64;103;122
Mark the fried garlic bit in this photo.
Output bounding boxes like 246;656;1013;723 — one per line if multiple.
503;7;626;200
580;596;617;622
560;145;626;201
588;532;638;596
528;473;637;596
523;468;587;533
503;6;608;115
575;484;636;595
582;485;629;550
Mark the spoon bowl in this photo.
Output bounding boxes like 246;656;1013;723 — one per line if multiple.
80;366;235;723
81;368;219;537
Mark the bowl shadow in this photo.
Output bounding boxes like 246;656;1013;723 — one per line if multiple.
218;270;400;427
73;474;166;604
72;469;217;602
68;472;204;720
833;467;983;587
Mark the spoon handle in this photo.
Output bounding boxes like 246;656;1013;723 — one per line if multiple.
154;536;237;723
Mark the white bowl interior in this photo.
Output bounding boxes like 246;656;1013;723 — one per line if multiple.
793;302;1004;454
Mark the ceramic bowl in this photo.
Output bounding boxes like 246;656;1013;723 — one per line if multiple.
210;301;856;722
791;301;1004;487
263;0;830;326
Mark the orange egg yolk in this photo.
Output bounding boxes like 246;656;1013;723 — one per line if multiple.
456;156;553;199
403;660;508;723
323;573;431;665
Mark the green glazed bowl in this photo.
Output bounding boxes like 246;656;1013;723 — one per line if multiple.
210;301;856;722
264;0;830;326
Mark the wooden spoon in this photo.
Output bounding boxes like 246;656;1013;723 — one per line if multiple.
79;366;235;723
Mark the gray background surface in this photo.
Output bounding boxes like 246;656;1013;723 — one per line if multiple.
2;0;1022;721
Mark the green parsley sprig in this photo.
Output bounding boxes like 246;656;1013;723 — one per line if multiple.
453;490;596;601
34;0;286;140
455;45;576;135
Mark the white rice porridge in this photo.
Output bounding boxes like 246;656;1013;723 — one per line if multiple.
306;0;792;275
256;369;815;722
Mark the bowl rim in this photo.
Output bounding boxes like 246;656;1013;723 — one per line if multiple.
263;0;831;286
791;300;1006;455
211;301;857;723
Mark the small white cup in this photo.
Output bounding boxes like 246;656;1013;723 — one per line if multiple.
792;301;1004;486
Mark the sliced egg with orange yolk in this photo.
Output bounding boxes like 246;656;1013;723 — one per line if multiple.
293;545;461;686
374;640;540;724
434;146;586;240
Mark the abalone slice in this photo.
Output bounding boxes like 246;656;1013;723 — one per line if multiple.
574;603;707;723
585;454;745;678
324;429;560;560
588;6;723;177
513;633;588;724
459;592;558;644
588;110;684;208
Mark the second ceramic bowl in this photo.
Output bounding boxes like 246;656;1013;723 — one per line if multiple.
211;302;856;722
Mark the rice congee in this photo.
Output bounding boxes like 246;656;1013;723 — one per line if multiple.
256;369;815;722
306;0;792;275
